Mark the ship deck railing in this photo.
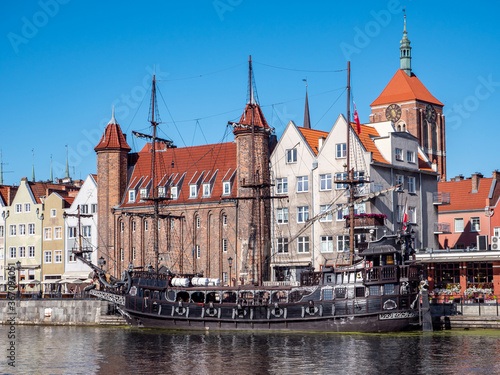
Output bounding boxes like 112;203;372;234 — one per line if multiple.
364;265;420;285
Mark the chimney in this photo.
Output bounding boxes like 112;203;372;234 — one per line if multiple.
432;159;438;172
318;136;326;150
454;174;464;182
493;170;500;181
471;172;483;193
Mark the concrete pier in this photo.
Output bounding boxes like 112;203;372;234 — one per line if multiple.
0;299;127;326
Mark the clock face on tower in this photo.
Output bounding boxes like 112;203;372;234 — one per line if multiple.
425;104;436;123
385;104;402;122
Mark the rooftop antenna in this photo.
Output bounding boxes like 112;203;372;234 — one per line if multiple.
0;151;13;185
50;154;54;182
31;149;35;182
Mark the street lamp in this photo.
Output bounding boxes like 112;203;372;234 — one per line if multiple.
16;260;21;298
98;256;106;270
228;257;233;287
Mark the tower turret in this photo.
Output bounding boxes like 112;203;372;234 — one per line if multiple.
400;14;412;76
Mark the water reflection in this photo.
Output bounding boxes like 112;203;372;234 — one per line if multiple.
2;326;500;374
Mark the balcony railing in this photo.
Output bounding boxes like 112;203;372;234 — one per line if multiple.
433;192;451;205
434;222;451;234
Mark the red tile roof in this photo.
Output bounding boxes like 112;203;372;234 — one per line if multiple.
439;177;494;212
25;181;80;204
371;69;443;107
351;122;389;164
120;141;237;208
0;186;18;206
297;127;328;155
94;123;131;151
233;103;270;131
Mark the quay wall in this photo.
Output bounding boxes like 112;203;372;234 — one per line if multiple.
1;300;500;329
0;299;118;325
431;303;500;329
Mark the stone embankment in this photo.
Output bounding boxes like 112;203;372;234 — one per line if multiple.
432;302;500;329
0;299;127;326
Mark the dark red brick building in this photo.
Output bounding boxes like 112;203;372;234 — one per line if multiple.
95;65;274;285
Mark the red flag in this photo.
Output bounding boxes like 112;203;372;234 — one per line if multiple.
403;201;408;231
353;102;361;134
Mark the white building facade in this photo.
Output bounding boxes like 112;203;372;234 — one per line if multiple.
269;115;439;282
63;174;98;279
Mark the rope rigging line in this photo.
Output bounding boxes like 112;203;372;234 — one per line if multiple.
254;61;347;73
157;62;246;82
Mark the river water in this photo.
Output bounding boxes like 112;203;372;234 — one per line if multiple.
1;325;500;374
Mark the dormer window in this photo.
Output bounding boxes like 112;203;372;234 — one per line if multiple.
189;185;197;198
202;183;211;197
171;186;178;200
158;186;166;198
140;188;148;199
223;181;231;195
128;190;136;203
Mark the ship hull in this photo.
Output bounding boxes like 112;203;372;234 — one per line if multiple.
119;301;419;333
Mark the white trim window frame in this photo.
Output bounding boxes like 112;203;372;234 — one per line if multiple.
286;148;297;164
297;176;309;193
297;206;309;223
276;207;289;224
320;174;332;191
408;176;416;194
276;178;288;194
336;143;347;159
297;236;309;253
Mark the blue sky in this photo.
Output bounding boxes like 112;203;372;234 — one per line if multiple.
1;1;499;185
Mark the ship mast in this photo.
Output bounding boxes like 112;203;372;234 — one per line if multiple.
346;61;355;265
132;75;176;274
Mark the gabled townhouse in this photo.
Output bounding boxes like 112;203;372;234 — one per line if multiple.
3;178;80;292
269;116;439;282
63;174;98;280
0;185;17;288
416;171;500;295
42;191;75;283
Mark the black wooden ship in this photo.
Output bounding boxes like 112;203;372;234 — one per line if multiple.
78;61;428;333
79;231;423;333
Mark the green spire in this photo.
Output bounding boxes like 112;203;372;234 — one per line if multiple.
400;14;412;76
65;145;69;179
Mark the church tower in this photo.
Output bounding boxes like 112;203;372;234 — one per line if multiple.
369;15;446;180
231;56;273;285
94;109;131;271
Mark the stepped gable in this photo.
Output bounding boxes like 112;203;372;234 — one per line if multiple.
120;141;237;208
371;69;443;107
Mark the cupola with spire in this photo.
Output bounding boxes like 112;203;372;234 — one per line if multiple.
400;14;412;76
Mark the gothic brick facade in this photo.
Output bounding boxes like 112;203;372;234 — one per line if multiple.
96;85;273;286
